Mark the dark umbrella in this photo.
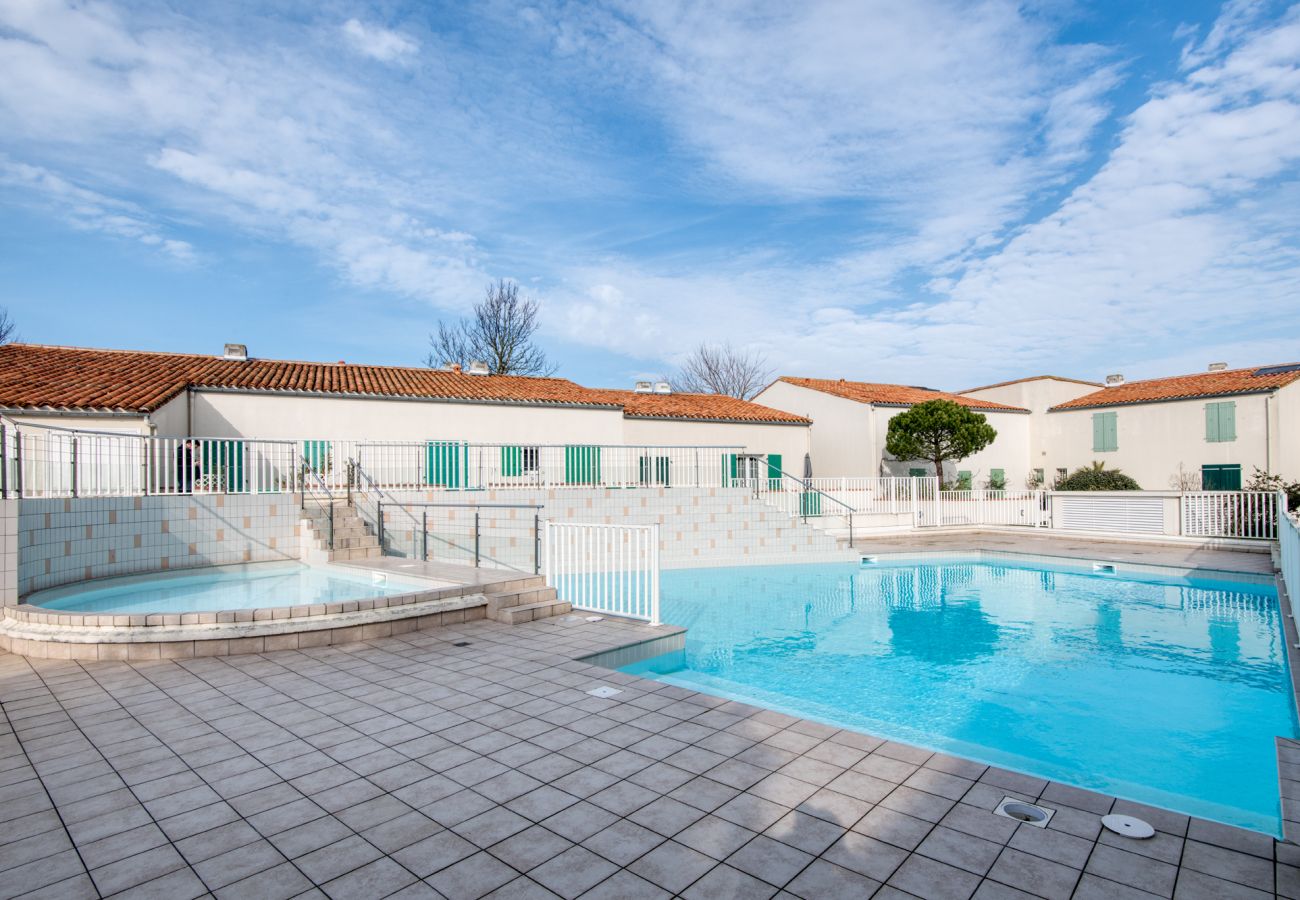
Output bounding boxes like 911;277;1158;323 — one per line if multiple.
803;453;813;479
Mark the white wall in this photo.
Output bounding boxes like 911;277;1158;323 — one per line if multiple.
753;381;877;475
191;390;628;445
962;379;1101;485
620;417;810;468
1043;393;1274;490
5;413;150;435
148;393;190;437
1276;383;1300;481
876;407;1032;487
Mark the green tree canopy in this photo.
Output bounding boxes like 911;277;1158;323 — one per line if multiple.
1055;462;1141;491
884;400;997;480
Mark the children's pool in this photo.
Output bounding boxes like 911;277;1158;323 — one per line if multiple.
622;558;1295;834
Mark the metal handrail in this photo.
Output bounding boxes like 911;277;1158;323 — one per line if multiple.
352;459;545;572
773;468;857;513
300;455;335;550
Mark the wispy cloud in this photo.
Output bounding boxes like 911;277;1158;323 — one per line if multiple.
341;19;419;64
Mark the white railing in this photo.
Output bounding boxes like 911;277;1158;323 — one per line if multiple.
1;419;744;499
805;476;939;518
936;490;1050;527
544;521;660;624
1180;491;1279;540
1280;496;1299;620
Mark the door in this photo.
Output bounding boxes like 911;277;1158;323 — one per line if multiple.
1201;464;1242;491
564;445;602;485
766;453;783;490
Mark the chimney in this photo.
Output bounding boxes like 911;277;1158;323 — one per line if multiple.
443;362;462;373
1105;373;1125;387
653;381;672;394
1208;362;1228;371
633;381;653;393
221;343;248;361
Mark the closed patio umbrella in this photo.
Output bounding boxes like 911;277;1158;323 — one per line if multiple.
803;453;813;479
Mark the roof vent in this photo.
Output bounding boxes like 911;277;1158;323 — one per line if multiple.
653;381;672;394
440;362;462;373
1105;373;1125;386
1208;362;1228;371
222;343;248;361
466;360;490;376
633;381;654;393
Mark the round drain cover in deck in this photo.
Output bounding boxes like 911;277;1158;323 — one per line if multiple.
1101;814;1155;839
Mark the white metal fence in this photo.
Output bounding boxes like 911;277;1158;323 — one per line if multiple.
0;419;743;499
1280;498;1300;620
935;490;1050;527
1181;491;1279;540
544;521;661;624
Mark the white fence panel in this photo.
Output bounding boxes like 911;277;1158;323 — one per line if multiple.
1181;492;1278;540
1058;495;1165;534
544;521;660;624
1280;499;1299;620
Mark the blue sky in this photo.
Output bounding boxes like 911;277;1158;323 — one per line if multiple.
1;0;1298;391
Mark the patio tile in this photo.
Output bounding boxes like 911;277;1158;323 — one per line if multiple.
1085;843;1179;896
887;853;982;900
107;865;209;900
530;845;618;898
427;850;518;899
1173;868;1273;900
917;824;1002;875
1179;839;1273;892
89;845;187;896
1073;873;1166;900
988;847;1081;900
361;810;444;854
454;806;532;847
764;809;846;856
541;800;620;842
1185;819;1275;859
628;840;717;894
267;815;355;859
675;814;756;860
215;861;314;900
392;830;478;878
580;817;664;866
295;835;384;884
192;839;286;889
627;796;707;836
1008;821;1094;868
490;823;575;872
822;831;908;882
784;858;882;899
324;857;418;899
668;776;740;812
725;834;813;888
680;863;776;899
574;869;670;899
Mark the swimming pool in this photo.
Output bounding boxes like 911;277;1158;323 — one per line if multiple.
27;562;437;614
622;557;1296;834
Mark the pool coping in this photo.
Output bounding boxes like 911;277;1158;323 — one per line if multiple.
585;546;1300;842
0;559;548;659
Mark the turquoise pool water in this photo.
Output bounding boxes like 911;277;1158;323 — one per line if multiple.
28;562;433;614
623;558;1296;834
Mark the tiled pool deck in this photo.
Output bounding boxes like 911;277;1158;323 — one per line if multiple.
1;598;1296;900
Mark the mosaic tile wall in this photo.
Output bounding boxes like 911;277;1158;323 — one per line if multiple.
17;495;302;596
1;499;16;605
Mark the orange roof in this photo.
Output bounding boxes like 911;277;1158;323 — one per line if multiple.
960;374;1103;393
0;343;806;424
1050;363;1300;411
592;389;808;424
777;377;1028;413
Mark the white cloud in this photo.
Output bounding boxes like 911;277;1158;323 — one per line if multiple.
0;158;195;262
341;19;419;64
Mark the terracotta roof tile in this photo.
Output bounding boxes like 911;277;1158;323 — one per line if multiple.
1050;363;1300;410
0;343;806;424
777;377;1028;413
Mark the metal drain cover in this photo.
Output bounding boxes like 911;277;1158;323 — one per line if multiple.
1101;814;1155;839
586;686;622;698
993;797;1054;828
584;616;604;622
452;641;471;647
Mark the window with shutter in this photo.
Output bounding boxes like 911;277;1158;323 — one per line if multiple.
1206;401;1236;442
1092;412;1117;451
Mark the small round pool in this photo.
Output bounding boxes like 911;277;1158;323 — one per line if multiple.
26;562;438;614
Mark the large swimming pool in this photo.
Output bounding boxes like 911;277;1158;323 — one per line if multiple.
27;562;436;614
622;557;1296;834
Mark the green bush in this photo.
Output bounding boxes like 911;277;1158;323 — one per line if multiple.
1055;463;1140;491
1245;467;1300;511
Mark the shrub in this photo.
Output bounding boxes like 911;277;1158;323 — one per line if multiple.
1055;463;1141;491
1245;467;1300;511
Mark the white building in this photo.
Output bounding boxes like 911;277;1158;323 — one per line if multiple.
753;377;1032;487
964;364;1300;491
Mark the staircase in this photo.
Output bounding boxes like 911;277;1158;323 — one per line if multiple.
300;498;383;564
483;580;572;624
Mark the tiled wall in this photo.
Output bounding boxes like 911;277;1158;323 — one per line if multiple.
360;486;856;571
1;500;16;605
18;495;302;596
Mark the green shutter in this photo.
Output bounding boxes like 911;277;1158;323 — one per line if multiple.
303;440;331;474
1202;464;1242;491
990;468;1005;489
564;446;601;485
202;440;244;492
723;453;738;485
501;446;523;477
1105;412;1117;451
766;453;782;489
908;468;927;478
800;492;822;516
639;455;670;486
1094;412;1117;451
425;441;465;488
957;470;972;489
1207;401;1236;442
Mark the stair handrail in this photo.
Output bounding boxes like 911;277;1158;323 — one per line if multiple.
351;459;545;572
736;467;856;545
300;454;335;550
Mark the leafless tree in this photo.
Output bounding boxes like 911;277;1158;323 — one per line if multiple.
663;342;774;399
0;306;14;344
426;280;556;377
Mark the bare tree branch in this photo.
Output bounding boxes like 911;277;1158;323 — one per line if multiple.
425;280;557;376
663;342;774;399
0;307;15;345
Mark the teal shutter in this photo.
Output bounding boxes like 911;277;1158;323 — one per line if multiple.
1206;401;1236;442
799;492;822;516
1104;412;1117;451
1092;414;1105;451
425;441;465;487
723;453;738;485
1205;404;1220;442
202;441;244;492
303;440;331;473
908;468;927;478
766;453;782;489
564;446;601;485
501;446;523;477
1202;464;1242;491
990;468;1005;489
957;470;972;489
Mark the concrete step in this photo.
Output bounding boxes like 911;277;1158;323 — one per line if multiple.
486;587;558;615
329;546;384;561
494;599;572;625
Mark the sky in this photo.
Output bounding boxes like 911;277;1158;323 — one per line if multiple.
1;0;1299;392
